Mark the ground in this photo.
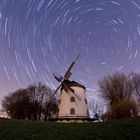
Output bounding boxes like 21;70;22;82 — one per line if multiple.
0;118;140;140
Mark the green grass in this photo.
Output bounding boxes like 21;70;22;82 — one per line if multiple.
0;118;140;140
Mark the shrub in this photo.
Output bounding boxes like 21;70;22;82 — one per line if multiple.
106;100;138;120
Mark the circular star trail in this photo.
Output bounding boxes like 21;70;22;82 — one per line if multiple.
0;0;140;102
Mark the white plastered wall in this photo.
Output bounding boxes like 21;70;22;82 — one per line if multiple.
58;86;89;118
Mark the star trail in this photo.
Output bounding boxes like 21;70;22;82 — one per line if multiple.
0;0;140;102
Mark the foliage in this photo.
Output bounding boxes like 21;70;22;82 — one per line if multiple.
106;99;138;120
2;82;58;121
2;89;30;119
99;72;140;120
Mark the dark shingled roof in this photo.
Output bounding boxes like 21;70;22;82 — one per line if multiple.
61;80;86;91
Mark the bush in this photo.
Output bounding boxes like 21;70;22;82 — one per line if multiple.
106;100;138;120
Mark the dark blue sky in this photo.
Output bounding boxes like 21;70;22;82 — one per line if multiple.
0;0;140;103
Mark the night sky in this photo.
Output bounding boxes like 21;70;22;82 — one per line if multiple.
0;0;140;103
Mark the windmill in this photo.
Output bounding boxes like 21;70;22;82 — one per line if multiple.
52;55;89;121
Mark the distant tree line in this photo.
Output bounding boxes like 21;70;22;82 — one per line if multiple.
2;82;58;121
99;72;140;120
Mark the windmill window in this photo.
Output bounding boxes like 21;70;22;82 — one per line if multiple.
70;108;75;115
85;99;87;104
70;96;75;102
59;99;61;104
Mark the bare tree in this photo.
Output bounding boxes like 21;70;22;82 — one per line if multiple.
43;96;58;121
89;100;104;120
130;72;140;106
99;72;133;106
98;72;138;119
2;82;58;121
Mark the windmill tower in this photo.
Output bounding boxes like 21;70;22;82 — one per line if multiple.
53;56;89;121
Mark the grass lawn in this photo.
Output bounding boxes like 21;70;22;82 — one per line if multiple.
0;118;140;140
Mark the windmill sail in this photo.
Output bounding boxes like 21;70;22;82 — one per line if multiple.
64;55;79;80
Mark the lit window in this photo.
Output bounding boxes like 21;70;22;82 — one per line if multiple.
70;96;75;102
70;108;75;115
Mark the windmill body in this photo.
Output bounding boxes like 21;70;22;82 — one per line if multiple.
53;55;89;121
58;80;89;119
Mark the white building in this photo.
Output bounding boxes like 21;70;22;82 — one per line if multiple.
58;80;89;121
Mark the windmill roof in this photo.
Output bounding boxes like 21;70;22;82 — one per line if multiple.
62;80;86;90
